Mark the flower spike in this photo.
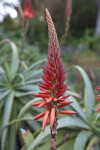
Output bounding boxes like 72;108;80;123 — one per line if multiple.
32;9;76;149
32;8;76;131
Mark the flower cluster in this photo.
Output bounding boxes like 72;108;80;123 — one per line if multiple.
32;8;76;131
96;86;100;112
23;0;34;19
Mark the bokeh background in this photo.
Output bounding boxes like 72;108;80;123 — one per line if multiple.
0;0;100;150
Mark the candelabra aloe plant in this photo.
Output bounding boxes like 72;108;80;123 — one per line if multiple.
32;8;76;150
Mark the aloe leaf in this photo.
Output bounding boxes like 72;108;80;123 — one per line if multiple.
10;41;19;76
28;117;91;150
16;98;42;129
38;140;50;150
38;130;66;150
23;59;46;74
58;139;74;150
67;95;87;122
1;92;14;150
0;112;3;131
74;131;92;150
27;120;41;131
0;40;19;77
0;87;7;92
15;91;37;97
0;101;4;111
0;90;10;101
9;103;17;150
28;126;50;150
15;79;42;87
20;129;34;150
12;73;25;85
0;66;5;73
5;62;10;75
75;66;94;119
24;69;42;80
17;85;38;91
67;90;81;99
58;117;91;130
86;136;99;150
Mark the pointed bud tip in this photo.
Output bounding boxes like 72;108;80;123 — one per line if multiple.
46;8;49;14
46;8;48;12
46;8;51;19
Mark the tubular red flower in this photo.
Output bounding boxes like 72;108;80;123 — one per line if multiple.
23;0;34;19
31;102;42;106
34;111;46;120
34;94;49;98
60;110;76;115
38;101;47;108
58;101;73;108
42;111;49;131
46;96;54;103
57;95;70;103
96;104;100;112
39;90;50;94
50;108;55;127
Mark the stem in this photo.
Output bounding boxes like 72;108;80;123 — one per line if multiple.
20;26;25;59
18;5;25;60
50;105;58;150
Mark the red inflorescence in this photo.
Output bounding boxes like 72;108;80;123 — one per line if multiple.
66;0;72;21
96;86;100;112
23;0;34;19
32;8;76;131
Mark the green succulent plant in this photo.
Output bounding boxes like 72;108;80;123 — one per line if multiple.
0;40;46;150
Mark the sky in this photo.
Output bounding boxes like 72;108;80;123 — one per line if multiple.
0;0;19;22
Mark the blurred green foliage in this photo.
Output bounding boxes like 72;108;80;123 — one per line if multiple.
0;40;46;150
